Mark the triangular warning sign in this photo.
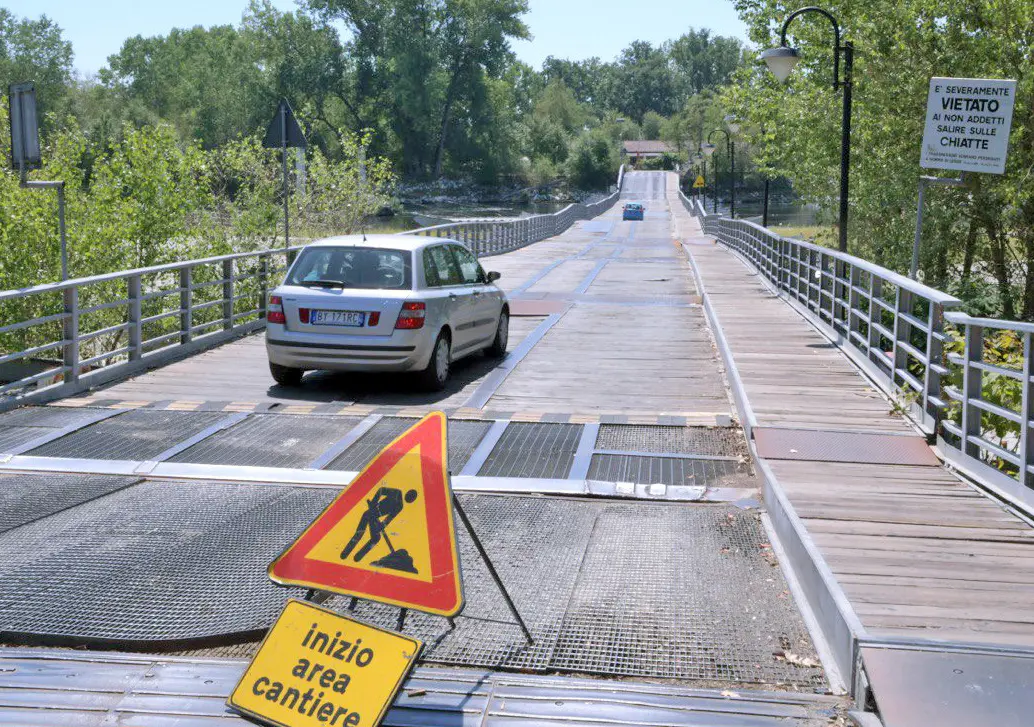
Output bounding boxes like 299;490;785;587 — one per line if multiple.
693;175;705;188
269;412;463;616
263;98;307;149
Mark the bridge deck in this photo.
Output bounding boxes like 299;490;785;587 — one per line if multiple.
90;173;729;424
4;172;1034;724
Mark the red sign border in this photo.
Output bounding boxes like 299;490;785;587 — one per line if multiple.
268;412;464;617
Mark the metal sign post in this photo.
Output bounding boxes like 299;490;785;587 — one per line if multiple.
263;99;307;252
911;77;1016;280
910;174;966;280
9;82;69;281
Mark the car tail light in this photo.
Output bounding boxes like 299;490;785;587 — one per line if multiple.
299;308;310;324
395;301;426;330
267;295;286;324
368;312;380;327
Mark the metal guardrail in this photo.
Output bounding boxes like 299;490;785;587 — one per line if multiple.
688;190;1034;512
0;247;299;409
709;217;960;436
404;166;625;256
0;167;625;408
939;312;1034;510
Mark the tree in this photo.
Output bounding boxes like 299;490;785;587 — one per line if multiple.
103;25;264;146
665;29;743;96
0;10;73;130
567;129;618;189
606;41;678;122
727;0;1034;318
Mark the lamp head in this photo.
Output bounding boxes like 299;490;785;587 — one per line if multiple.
760;46;801;83
701;143;717;158
723;114;741;135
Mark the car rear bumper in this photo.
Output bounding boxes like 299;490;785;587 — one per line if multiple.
265;327;434;372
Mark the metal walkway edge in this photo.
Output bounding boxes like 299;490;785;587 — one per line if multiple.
0;647;845;727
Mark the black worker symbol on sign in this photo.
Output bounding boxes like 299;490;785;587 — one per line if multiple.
340;486;419;574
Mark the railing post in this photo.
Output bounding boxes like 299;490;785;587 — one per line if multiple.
848;265;862;346
923;301;946;429
258;255;269;320
1022;332;1033;489
961;324;984;459
128;274;142;361
892;288;913;387
868;277;883;363
222;259;234;331
180;267;193;344
62;287;79;386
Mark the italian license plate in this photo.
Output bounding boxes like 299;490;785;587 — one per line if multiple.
311;309;365;327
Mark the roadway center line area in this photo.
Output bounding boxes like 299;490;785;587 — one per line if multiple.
0;172;839;712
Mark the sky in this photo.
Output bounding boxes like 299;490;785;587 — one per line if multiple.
4;0;750;76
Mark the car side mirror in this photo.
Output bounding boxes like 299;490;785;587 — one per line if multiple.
486;271;501;283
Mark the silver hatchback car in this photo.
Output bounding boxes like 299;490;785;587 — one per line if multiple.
265;235;509;390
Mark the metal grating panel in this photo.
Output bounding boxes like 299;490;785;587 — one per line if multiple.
0;407;108;429
596;424;745;457
27;410;227;461
325;494;599;671
549;505;822;684
478;422;582;479
588;454;750;487
0;480;331;643
0;426;51;451
328;418;492;474
0;473;140;533
753;427;940;466
332;498;821;685
0;489;822;686
169;414;362;468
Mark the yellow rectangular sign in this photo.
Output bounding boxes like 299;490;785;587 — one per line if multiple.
228;599;422;727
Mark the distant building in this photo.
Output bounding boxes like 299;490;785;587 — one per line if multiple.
621;140;674;161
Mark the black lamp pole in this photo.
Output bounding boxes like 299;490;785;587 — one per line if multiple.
768;7;853;252
708;128;734;218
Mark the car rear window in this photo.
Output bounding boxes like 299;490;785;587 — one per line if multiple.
285;246;412;290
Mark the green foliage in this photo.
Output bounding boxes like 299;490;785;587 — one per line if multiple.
725;0;1034;319
566;129;619;190
0;9;73;131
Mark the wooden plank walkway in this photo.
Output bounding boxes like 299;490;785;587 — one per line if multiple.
669;175;1034;648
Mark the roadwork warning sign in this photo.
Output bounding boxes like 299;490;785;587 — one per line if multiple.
920;77;1016;174
228;599;421;727
269;412;464;616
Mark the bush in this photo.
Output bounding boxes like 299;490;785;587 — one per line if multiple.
566;130;618;190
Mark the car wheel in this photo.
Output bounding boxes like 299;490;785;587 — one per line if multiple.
487;308;509;358
418;331;451;391
269;361;303;387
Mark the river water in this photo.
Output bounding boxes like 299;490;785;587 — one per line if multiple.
365;200;572;234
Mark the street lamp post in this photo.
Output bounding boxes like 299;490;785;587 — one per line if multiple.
707;127;735;218
701;143;718;213
692;152;705;204
760;6;853;252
